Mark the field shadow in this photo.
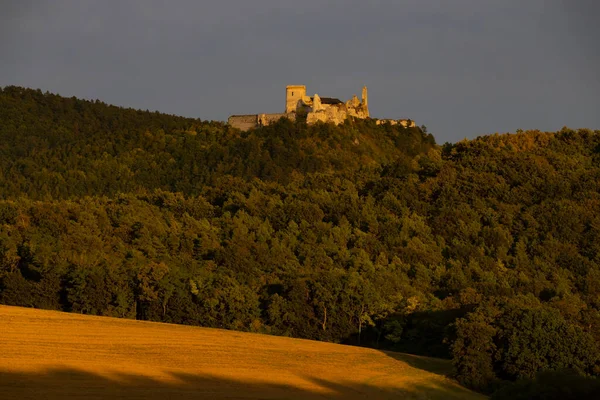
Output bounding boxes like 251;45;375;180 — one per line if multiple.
380;350;455;377
0;366;482;399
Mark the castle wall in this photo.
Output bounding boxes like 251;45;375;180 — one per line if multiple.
228;115;259;131
306;104;347;125
305;101;369;125
260;113;292;125
228;113;295;131
375;119;416;127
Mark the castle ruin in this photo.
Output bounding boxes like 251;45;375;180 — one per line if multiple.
227;85;415;131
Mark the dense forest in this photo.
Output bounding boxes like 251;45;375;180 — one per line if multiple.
1;86;599;396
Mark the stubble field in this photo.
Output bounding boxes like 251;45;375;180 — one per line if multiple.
0;305;484;399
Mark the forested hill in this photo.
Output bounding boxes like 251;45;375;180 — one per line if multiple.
0;86;434;200
1;86;600;397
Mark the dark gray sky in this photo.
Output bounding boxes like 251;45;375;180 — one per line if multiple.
1;0;598;142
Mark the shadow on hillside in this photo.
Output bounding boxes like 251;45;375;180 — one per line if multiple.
0;366;482;400
379;350;455;377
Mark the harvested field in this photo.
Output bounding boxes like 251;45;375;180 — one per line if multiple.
0;305;485;399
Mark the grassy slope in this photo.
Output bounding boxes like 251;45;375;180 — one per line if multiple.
0;305;485;399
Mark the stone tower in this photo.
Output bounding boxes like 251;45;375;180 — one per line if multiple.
286;85;306;113
362;86;368;108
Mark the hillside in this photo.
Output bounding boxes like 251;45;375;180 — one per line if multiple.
0;86;434;199
1;86;600;395
0;305;483;399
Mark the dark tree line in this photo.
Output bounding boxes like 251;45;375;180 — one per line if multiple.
1;86;599;397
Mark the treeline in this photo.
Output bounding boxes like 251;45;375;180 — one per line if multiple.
1;87;600;396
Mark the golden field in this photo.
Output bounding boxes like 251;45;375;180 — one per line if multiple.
0;305;485;399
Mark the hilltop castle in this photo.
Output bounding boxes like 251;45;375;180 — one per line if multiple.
227;85;415;131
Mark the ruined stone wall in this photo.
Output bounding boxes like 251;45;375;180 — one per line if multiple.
305;102;369;125
259;113;293;125
306;104;347;125
228;113;295;131
228;115;259;131
303;86;369;125
375;119;416;128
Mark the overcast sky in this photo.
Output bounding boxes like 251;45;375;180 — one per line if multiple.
1;0;598;143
